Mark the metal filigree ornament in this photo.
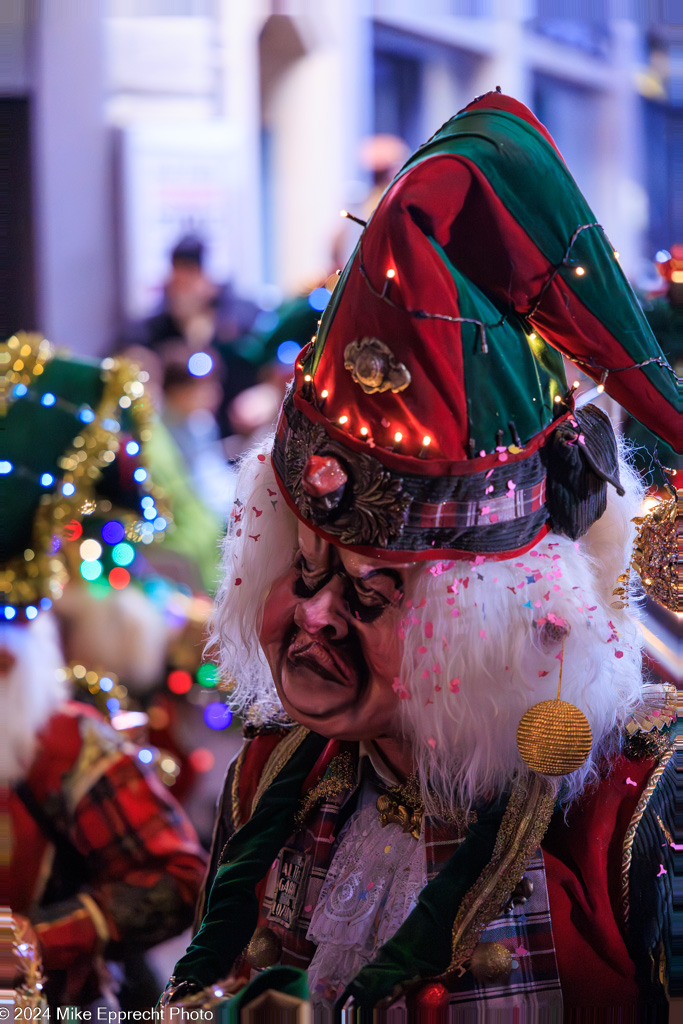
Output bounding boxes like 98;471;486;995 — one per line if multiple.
343;337;411;394
283;406;410;547
613;491;680;613
376;774;423;840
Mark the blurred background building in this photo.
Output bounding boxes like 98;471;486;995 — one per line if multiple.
1;0;680;352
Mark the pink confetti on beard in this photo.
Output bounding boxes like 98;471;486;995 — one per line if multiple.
553;584;562;591
432;663;441;673
424;622;434;639
485;468;495;479
471;555;486;566
428;738;436;748
392;678;411;699
234;578;242;585
449;677;460;693
451;608;460;618
421;670;430;679
538;670;549;677
416;598;427;608
418;645;427;654
615;650;624;658
446;597;455;606
480;629;487;639
257;454;266;462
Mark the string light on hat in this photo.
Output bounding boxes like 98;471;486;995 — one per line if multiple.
345;217;678;388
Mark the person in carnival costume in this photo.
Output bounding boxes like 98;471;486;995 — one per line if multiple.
2;336;207;1010
163;93;678;1018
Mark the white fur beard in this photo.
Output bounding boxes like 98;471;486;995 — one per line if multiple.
1;613;70;783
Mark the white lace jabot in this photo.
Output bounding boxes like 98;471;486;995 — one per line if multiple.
306;769;427;1005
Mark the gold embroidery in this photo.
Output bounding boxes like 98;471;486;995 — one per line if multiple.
230;742;250;831
250;726;310;816
621;744;673;925
655;813;672;846
294;750;356;828
445;773;555;978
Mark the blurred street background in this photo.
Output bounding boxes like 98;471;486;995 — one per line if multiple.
2;0;680;989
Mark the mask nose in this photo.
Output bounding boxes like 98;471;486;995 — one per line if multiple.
293;575;349;640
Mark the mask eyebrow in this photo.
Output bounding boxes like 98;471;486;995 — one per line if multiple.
348;568;404;589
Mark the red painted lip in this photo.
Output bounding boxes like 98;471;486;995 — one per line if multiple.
287;637;354;687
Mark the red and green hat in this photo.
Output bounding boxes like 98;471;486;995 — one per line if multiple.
272;92;678;561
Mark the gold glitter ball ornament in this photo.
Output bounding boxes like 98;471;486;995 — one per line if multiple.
516;699;592;776
470;942;513;982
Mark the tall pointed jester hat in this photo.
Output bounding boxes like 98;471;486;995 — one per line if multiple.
272;92;678;561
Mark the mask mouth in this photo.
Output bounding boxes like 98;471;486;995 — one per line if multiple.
286;636;354;688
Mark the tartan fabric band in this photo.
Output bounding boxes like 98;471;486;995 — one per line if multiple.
273;396;551;558
416;479;546;531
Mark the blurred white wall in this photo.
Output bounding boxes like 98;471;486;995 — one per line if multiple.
1;0;675;352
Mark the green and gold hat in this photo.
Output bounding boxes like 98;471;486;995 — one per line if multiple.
0;333;169;619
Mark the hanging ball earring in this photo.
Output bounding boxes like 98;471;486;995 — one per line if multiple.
516;639;592;776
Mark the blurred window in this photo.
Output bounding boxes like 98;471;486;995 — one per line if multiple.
532;73;601;210
529;12;611;57
107;0;213;15
374;49;423;150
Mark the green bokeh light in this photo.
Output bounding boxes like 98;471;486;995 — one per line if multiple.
112;542;135;567
196;663;219;688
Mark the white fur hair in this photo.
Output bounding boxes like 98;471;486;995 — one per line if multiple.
1;612;70;782
210;437;645;808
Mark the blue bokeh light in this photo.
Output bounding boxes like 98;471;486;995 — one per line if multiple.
204;702;233;731
187;352;213;377
133;467;148;483
125;440;140;456
101;520;126;545
40;473;55;487
276;340;300;365
41;392;56;407
307;287;331;312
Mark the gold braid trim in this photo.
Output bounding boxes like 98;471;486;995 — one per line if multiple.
230;742;250;831
446;773;555;977
621;743;673;926
250;725;310;817
294;750;356;829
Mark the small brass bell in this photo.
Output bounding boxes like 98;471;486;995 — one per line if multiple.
469;942;513;982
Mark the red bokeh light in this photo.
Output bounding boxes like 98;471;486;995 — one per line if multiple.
188;748;215;773
167;669;193;695
109;567;130;589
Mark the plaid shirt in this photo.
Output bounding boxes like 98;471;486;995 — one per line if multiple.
10;702;207;1006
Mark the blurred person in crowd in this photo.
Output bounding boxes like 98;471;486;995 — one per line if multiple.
119;235;259;437
2;336;207;1010
161;93;676;1018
